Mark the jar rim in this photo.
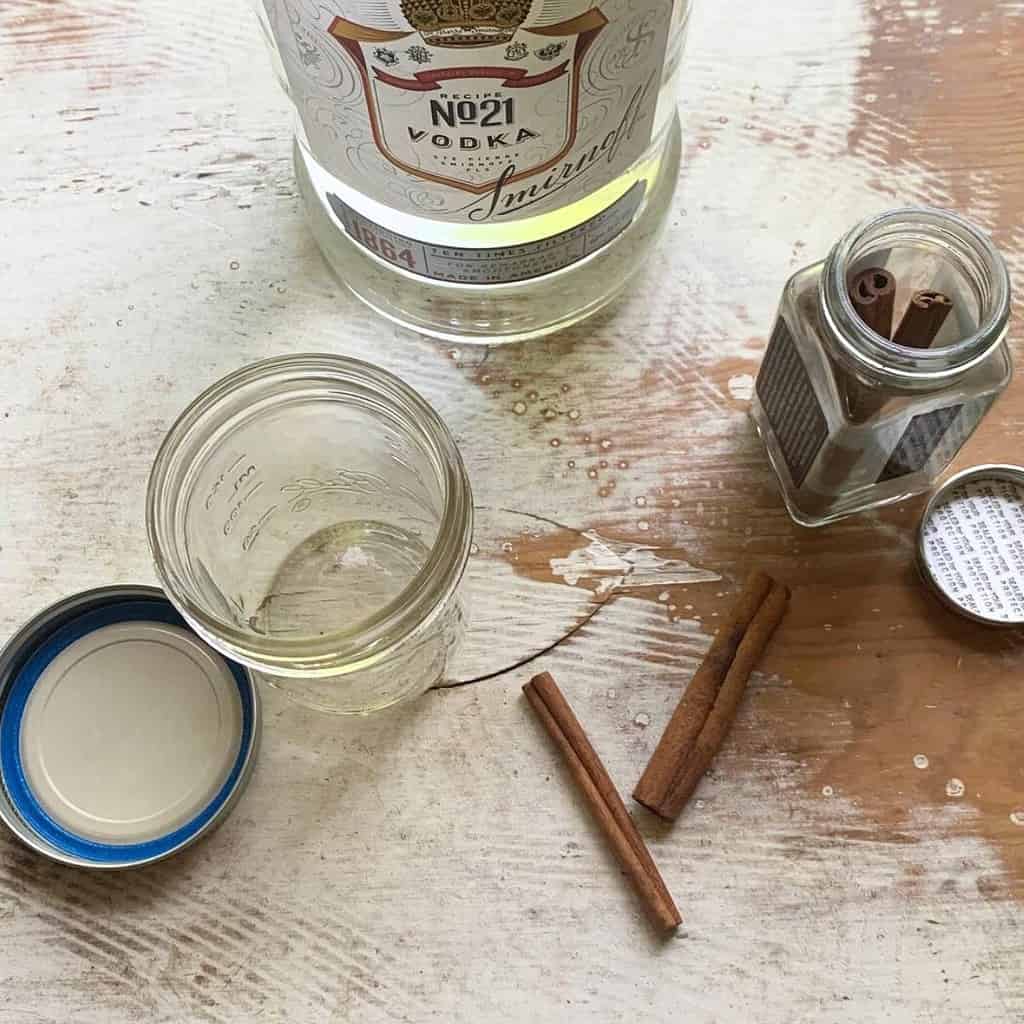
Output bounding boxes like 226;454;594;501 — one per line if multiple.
820;206;1011;387
146;354;473;678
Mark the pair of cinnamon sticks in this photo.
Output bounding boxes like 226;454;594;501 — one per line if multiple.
523;571;790;931
849;267;954;350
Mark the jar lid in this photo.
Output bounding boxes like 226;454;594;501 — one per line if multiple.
0;586;260;868
917;465;1024;627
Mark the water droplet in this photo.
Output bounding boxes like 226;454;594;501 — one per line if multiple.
469;543;479;556
698;140;711;150
668;604;677;612
658;591;669;602
718;115;729;124
229;260;240;270
526;391;538;401
599;460;608;469
543;408;557;420
822;785;834;797
637;521;650;532
695;799;705;809
568;409;581;421
606;688;616;700
600;439;612;450
560;383;570;393
1010;810;1024;827
583;434;591;443
447;349;459;361
671;498;681;508
824;624;833;631
587;469;598;480
501;542;513;554
480;374;491;384
617;459;629;469
597;486;610;498
567;459;576;469
684;604;694;610
945;778;965;798
511;380;522;389
549;438;561;448
512;401;526;415
913;754;929;770
635;496;647;507
633;712;651;728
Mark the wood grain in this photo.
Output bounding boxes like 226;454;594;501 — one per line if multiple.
1;0;1023;1021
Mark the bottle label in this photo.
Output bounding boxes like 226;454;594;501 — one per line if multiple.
263;0;672;223
327;181;645;282
756;318;829;488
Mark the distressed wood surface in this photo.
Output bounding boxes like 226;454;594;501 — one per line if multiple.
2;0;1024;1021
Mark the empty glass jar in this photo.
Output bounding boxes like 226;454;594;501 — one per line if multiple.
147;355;473;713
752;207;1013;526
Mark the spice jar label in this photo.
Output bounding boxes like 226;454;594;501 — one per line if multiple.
877;397;993;483
921;474;1024;623
755;319;828;487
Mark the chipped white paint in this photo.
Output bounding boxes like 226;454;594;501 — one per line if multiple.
727;374;755;401
550;530;721;594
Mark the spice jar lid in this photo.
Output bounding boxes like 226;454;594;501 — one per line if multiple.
0;586;260;868
917;465;1024;627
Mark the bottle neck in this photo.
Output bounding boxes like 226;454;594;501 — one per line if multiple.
818;207;1010;391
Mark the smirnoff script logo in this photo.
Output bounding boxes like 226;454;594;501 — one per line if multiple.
464;75;653;221
327;6;609;202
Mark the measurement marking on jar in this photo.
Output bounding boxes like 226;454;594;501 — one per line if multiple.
242;505;278;552
223;480;265;536
205;453;247;509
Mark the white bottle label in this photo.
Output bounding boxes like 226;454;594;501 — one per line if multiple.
263;0;673;224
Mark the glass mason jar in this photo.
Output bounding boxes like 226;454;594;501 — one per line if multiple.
752;207;1013;527
146;355;473;714
254;0;692;343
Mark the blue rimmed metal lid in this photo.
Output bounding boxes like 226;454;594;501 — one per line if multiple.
0;586;260;869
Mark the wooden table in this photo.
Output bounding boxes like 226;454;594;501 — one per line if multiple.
2;1;1023;1020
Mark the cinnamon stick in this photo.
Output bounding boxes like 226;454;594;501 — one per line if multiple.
634;580;790;821
523;672;681;931
893;290;954;349
633;571;773;813
850;267;896;339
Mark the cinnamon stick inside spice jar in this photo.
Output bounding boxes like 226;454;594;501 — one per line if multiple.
634;577;790;822
893;290;954;349
849;267;896;339
523;672;681;932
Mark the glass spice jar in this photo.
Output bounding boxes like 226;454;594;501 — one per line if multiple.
751;207;1013;527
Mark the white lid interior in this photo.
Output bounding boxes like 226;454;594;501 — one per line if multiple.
19;621;243;844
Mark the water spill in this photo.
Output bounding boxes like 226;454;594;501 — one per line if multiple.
548;530;720;595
